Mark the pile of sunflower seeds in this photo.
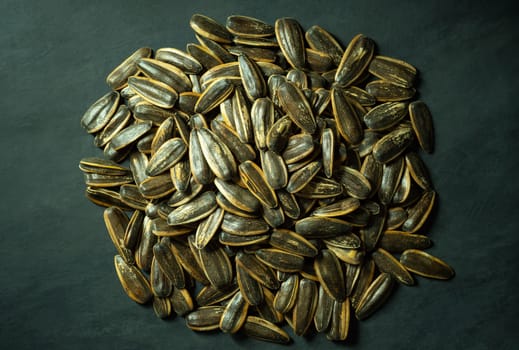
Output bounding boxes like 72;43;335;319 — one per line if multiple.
79;14;454;344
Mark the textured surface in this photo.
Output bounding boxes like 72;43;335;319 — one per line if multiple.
1;0;518;349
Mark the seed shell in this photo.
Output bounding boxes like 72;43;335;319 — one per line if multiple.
400;249;455;280
114;255;152;304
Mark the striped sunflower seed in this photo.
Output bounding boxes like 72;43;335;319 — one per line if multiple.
400;249;455;280
275;18;306;69
106;47;152;90
114;255;152;304
79;13;451;345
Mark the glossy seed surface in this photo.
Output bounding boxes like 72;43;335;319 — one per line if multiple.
79;13;452;346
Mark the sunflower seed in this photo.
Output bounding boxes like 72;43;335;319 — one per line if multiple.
190;14;232;44
150;218;191;237
359;208;387;252
186;306;225;331
295;216;352;238
194;78;234;114
153;239;185;289
239;160;278;208
326;299;350;341
405;152;433;190
242;316;291;344
135;220;157;272
331;87;363;145
266;116;292;154
305;48;333;73
189;129;214;185
315;249;346;302
214;178;260;213
255;248;305;273
409;101;434;153
94;105;132;147
363;102;408;130
123;210;144;251
114;255;152;304
145;138;187;176
232;87;254;143
372;248;414;285
402;190;436;233
261;204;285;228
194;207;224;249
85;187;131;209
133;103;173;125
226;15;274;38
335;34;374;86
256;287;284;324
323;233;361;249
128;76;178;109
186;43;223;70
344;263;360;297
196;283;239;306
336;166;372;199
262;150;288;190
219;231;269;246
196;35;235;64
167;191;217;225
81;91;120;134
138;173;175;199
168;238;208;284
211;119;256;163
221;213;270;236
198;241;233;290
103;207;134;264
150;257;173;298
386;207;408;229
287;161;322;193
305;25;343;66
270;229;318;257
197;127;237;181
170;287;194;316
343;86;376;106
219;291;249;333
106;47;152;90
355;272;394;320
250;98;274;151
314;283;334;332
366;80;416;102
110;121;153;151
312;198;360;218
400;249;455;280
137;58;192;93
275;18;305;69
233;36;278;47
278;82;316;134
236;262;264;306
321;128;335;178
155;47;203;74
238;54;267;100
273;274;299;314
372;126;414;164
276;190;301;219
170;159;190;192
236;251;280;290
379;156;405;205
369;55;417;88
380;231;432;253
292;278;318;336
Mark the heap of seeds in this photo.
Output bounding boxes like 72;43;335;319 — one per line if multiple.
79;14;454;344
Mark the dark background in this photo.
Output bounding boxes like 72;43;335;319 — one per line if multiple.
1;0;518;349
